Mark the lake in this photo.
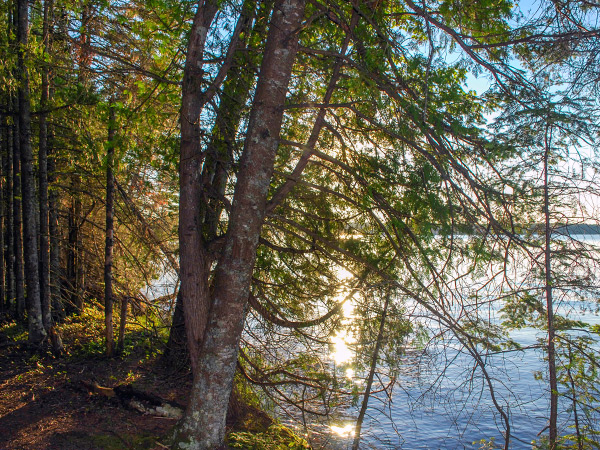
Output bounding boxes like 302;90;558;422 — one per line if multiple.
319;236;600;449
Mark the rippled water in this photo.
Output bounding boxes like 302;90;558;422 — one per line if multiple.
326;302;600;450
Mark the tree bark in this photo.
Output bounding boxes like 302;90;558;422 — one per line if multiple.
12;96;25;321
17;0;46;344
48;121;63;321
163;290;189;368
38;0;54;331
0;119;6;311
174;1;305;448
4;108;14;315
104;104;116;356
178;0;219;373
544;125;558;449
67;178;83;313
116;296;127;355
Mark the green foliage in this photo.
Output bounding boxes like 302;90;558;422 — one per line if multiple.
227;424;311;450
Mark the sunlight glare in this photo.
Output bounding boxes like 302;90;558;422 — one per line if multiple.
332;329;355;364
331;424;355;437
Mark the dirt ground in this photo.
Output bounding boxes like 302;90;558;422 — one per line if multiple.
0;339;191;450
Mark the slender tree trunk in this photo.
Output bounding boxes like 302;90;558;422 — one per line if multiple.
47;96;63;321
544;125;558;449
0;121;6;311
4;111;14;315
17;0;46;345
352;290;391;450
117;296;127;355
174;1;305;447
12;96;25;321
67;178;82;313
38;0;54;331
104;104;116;357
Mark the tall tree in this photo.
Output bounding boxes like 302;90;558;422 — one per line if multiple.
174;0;306;447
104;103;116;356
17;0;45;344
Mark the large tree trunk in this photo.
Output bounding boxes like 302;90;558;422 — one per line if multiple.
178;0;219;373
165;0;263;368
104;104;116;357
17;0;46;344
174;1;305;448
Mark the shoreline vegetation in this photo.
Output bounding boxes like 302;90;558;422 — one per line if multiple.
0;309;311;450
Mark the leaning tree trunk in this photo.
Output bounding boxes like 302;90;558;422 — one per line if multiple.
104;104;116;357
173;1;305;448
17;0;45;344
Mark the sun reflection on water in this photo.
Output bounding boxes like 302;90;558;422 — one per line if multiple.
330;424;355;437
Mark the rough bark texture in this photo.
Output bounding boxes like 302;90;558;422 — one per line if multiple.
178;0;219;373
17;0;45;344
174;1;305;448
104;105;116;356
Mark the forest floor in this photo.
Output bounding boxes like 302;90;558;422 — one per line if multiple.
0;310;191;450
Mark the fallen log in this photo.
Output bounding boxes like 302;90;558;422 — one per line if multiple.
81;380;184;419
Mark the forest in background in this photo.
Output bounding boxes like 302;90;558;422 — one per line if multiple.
1;0;600;449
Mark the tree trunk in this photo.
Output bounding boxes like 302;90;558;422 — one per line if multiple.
352;290;390;450
67;178;82;313
48;120;63;322
544;126;558;449
12;96;25;321
0;120;6;311
17;0;46;345
4;109;14;315
174;1;305;447
104;104;116;357
163;290;189;368
116;296;127;355
178;0;219;373
38;0;54;331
